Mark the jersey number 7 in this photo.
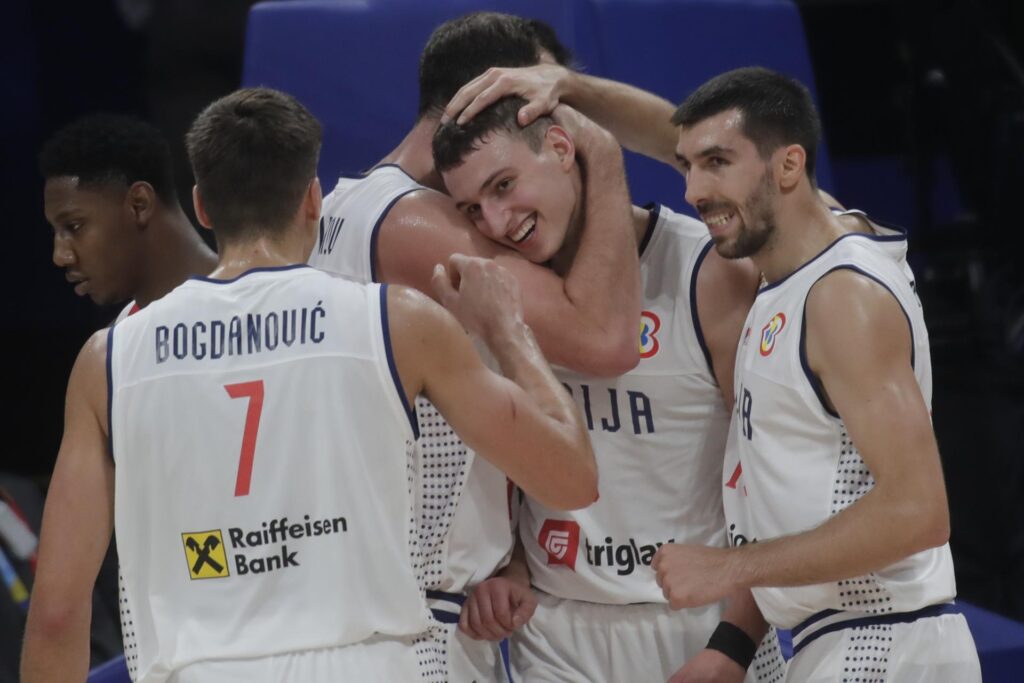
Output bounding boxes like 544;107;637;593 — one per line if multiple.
225;380;265;496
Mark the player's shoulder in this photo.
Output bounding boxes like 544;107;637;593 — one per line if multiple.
646;203;709;240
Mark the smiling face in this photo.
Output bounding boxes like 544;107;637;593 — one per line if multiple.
676;108;780;260
441;128;581;265
43;176;144;305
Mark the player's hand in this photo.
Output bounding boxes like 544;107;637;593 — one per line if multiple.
432;254;524;341
459;576;538;641
667;648;747;683
653;543;738;609
442;63;572;127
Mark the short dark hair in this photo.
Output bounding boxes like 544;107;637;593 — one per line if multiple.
433;96;550;173
672;67;822;183
418;12;573;117
185;87;321;239
38;113;178;202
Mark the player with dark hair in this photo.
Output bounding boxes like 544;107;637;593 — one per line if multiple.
651;66;982;682
21;86;596;682
308;12;640;681
433;92;781;683
40;114;216;317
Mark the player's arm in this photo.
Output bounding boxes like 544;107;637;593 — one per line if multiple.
668;589;768;683
656;270;948;607
377;177;640;376
695;249;760;407
21;331;114;683
388;256;597;510
443;63;679;168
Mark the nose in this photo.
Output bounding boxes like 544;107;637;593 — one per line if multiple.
479;198;510;241
52;233;76;268
683;168;709;210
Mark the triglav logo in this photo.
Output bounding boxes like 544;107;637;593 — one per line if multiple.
539;519;580;570
759;313;786;357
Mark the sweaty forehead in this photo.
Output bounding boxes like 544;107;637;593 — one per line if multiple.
677;109;750;155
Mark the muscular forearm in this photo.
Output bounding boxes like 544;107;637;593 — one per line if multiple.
556;136;641;375
728;485;948;590
563;72;678;166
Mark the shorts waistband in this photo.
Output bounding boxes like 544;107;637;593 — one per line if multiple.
425;589;466;624
791;602;960;656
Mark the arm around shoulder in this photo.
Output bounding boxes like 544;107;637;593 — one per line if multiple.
386;270;597;510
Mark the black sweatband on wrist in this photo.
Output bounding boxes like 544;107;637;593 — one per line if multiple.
706;621;757;670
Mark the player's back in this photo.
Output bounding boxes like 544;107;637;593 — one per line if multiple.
107;265;430;682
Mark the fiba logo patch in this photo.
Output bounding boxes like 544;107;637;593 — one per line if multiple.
639;311;661;358
181;530;230;580
539;519;580;570
759;313;787;357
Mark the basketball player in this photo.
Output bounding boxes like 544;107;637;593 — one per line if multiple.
308;13;640;681
432;95;789;683
20;87;597;682
443;59;913;683
651;67;981;682
40;114;217;320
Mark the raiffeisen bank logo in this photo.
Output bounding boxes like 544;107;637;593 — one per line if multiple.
539;519;581;570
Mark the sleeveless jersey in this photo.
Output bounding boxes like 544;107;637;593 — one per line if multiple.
108;266;429;682
311;166;515;593
721;230;957;630
521;204;732;604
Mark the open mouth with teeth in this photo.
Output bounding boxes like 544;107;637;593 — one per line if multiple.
508;213;537;244
702;210;735;228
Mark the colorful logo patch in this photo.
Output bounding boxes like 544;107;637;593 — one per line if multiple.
639;311;661;359
181;530;230;580
539;519;581;570
759;313;786;357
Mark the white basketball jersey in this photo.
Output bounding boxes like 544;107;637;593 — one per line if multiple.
109;266;429;682
311;166;515;593
721;231;957;630
521;204;732;604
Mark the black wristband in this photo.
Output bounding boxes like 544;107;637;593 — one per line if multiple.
706;621;757;670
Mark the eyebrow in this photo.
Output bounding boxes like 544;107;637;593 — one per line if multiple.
695;145;733;160
454;166;512;210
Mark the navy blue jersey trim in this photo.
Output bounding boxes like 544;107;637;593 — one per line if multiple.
792;602;959;656
639;203;661;257
340;163;419;183
690;240;717;380
189;264;310;285
799;265;917;418
758;232;906;295
379;284;419;438
105;325;115;463
369;188;422;283
426;589;466;624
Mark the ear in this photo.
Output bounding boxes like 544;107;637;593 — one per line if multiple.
126;181;157;226
192;185;214;231
544;125;576;171
777;144;807;190
304;176;322;222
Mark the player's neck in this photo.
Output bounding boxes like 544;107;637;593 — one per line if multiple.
753;193;846;284
208;233;307;281
378;117;445;191
134;206;218;307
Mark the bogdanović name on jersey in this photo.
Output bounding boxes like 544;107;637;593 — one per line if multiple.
154;302;327;363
